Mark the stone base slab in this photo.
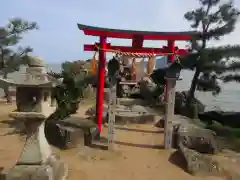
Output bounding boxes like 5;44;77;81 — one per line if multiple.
6;156;68;180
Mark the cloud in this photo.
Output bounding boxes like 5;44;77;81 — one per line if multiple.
0;0;239;62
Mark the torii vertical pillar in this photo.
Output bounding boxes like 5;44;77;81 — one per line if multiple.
96;36;107;132
164;40;176;149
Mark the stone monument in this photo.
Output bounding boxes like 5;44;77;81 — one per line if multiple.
0;56;68;180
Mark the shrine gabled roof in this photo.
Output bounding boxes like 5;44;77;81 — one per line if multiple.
77;23;199;40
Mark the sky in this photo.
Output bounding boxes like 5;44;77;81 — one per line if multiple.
0;0;240;63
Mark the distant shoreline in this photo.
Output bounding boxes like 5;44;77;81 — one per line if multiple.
0;64;239;111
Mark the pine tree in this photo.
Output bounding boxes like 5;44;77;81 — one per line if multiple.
181;0;240;105
0;18;38;102
47;61;96;121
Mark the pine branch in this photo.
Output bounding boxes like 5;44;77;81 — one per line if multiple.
221;74;240;82
206;45;240;59
6;18;38;37
0;18;38;72
226;62;240;71
47;71;63;79
183;0;240;101
197;72;221;95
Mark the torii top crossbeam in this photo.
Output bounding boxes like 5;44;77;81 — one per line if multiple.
77;24;197;40
77;24;198;56
77;23;197;133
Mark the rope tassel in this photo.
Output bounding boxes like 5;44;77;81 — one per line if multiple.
90;51;97;76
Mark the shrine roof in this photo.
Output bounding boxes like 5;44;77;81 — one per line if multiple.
77;24;199;40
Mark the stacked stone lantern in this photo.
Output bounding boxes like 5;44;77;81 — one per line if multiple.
0;56;68;180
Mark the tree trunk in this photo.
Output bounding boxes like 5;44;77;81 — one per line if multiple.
188;69;200;105
3;73;12;103
186;69;201;118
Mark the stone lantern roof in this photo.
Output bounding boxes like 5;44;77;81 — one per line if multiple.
0;56;61;87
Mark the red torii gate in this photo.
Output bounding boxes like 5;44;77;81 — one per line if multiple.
77;24;197;133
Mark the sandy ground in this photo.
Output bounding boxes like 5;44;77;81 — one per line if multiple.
0;101;223;180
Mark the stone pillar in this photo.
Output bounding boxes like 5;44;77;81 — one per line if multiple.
16;118;51;164
6;113;68;180
51;98;56;107
39;89;44;112
164;77;176;149
50;90;57;107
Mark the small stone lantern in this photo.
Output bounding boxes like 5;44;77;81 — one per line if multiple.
0;56;67;180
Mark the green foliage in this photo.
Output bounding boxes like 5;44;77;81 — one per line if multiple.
61;60;87;77
107;56;120;77
0;18;38;73
153;83;164;98
221;74;240;82
206;121;240;151
150;68;166;97
0;18;38;102
206;121;240;138
48;61;96;121
150;68;166;85
182;0;240;102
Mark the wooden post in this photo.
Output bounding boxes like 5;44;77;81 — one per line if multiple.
164;77;176;149
108;80;117;151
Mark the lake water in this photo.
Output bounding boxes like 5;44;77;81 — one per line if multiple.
177;70;240;112
1;64;240;112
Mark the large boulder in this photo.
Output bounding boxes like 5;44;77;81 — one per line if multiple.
178;143;220;176
178;144;240;179
175;91;205;116
171;116;223;176
86;105;108;124
139;76;158;102
176;122;220;154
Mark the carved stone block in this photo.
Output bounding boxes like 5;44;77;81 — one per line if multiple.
45;121;100;149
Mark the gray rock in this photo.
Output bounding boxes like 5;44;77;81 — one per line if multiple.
177;144;240;179
175;91;205;116
176;122;220;154
115;113;156;124
178;143;220;176
131;105;156;114
139;77;157;101
86;105;108;118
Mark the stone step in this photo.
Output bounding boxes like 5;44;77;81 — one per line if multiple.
116;98;147;106
114;112;160;124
